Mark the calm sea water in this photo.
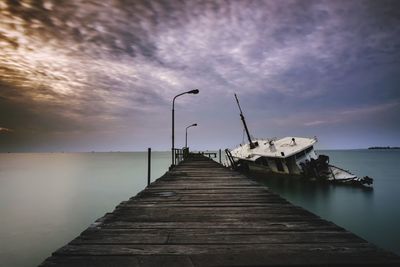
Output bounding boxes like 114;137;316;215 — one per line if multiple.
0;150;399;266
250;149;400;256
0;152;170;267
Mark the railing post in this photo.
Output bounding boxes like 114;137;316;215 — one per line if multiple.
174;149;177;166
219;149;222;164
147;148;151;186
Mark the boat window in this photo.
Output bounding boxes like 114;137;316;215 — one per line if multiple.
255;157;269;166
294;150;306;159
275;158;284;172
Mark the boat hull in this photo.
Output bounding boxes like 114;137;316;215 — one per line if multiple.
235;158;372;187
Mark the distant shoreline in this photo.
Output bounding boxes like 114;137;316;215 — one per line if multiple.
368;146;400;150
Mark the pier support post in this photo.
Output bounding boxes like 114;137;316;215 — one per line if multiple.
147;148;151;186
219;149;222;164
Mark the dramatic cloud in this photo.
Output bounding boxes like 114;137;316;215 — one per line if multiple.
1;0;400;151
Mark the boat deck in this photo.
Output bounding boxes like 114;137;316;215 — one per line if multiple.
40;155;399;266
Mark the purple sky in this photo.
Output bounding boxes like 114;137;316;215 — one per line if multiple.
1;0;400;152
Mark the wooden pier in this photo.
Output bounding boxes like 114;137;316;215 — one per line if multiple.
40;155;399;266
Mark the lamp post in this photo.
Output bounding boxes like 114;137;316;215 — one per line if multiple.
185;123;197;148
171;89;199;167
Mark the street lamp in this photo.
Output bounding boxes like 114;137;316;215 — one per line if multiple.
171;89;199;167
185;123;198;148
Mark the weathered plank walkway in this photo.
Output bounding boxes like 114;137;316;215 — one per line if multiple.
40;155;399;266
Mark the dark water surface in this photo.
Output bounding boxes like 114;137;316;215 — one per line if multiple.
250;149;400;256
0;150;399;266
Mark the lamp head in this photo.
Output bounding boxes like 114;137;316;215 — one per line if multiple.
188;89;199;94
192;123;198;126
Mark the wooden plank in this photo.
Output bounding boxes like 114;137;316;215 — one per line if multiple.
98;220;343;231
71;230;364;245
40;154;400;267
53;243;391;256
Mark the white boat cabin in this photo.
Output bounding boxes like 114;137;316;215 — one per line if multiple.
230;137;318;175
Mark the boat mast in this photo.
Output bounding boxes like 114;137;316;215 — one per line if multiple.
234;94;258;149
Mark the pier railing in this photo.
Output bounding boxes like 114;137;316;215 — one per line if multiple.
173;148;185;165
200;151;217;158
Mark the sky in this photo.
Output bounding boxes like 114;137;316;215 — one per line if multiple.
1;0;400;152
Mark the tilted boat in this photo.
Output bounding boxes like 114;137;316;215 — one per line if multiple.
226;94;373;187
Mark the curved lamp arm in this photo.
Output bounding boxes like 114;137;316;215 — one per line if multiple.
185;123;198;148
